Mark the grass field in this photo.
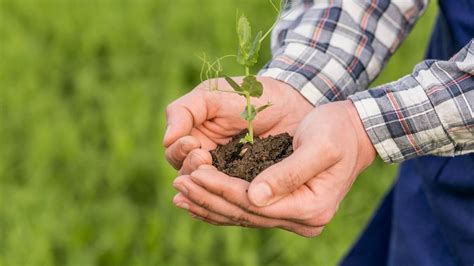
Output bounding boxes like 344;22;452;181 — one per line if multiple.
0;1;437;265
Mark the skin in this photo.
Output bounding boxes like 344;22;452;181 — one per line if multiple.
165;77;377;237
164;76;313;171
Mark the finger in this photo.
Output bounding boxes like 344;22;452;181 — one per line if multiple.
174;175;259;225
198;164;217;170
173;193;234;226
282;225;324;238
188;211;236;227
164;92;208;148
173;175;319;233
177;191;322;237
248;145;338;207
190;127;218;151
165;136;201;169
188;198;324;238
179;149;213;175
175;192;323;237
190;169;333;226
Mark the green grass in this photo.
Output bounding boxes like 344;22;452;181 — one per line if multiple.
0;1;437;265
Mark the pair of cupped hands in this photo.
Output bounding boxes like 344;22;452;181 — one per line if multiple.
164;77;376;237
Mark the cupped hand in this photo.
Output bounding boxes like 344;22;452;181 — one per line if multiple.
172;100;377;237
164;76;312;172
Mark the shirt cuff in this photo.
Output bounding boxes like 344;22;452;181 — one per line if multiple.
258;46;359;106
349;74;455;163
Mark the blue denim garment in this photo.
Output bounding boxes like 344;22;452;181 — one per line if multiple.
341;1;474;265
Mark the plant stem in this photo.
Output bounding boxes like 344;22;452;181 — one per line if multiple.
260;26;274;43
243;68;253;144
245;92;254;144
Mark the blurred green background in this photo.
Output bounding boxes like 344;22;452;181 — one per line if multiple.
0;1;437;265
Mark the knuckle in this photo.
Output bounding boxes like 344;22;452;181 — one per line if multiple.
198;200;210;210
201;212;212;221
274;169;302;194
188;191;210;210
324;144;342;162
298;207;314;221
189;149;207;167
197;211;211;221
246;206;265;217
295;202;319;221
178;138;189;154
314;207;335;226
202;218;218;225
229;213;250;225
229;214;240;223
233;201;258;215
215;187;226;198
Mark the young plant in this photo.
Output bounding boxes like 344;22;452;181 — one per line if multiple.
224;75;272;144
198;1;287;144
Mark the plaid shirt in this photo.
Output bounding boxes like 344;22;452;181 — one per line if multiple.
259;0;474;163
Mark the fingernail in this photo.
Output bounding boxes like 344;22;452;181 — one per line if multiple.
176;202;189;210
173;182;189;195
251;182;273;206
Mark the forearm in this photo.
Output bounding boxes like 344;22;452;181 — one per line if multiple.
350;40;474;163
259;0;429;106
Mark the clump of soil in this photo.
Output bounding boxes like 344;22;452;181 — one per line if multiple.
211;132;293;182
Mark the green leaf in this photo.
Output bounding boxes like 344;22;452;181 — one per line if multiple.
237;14;252;52
256;102;272;113
239;133;254;144
245;31;262;67
237;31;262;67
240;105;256;121
224;75;242;92
237;13;261;67
240;76;263;98
237;46;246;66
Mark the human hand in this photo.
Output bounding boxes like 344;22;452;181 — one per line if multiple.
172;100;376;237
164;76;312;174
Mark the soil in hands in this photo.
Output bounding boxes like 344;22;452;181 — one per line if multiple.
211;132;293;182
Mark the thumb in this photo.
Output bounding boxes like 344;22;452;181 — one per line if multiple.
248;145;332;207
163;93;208;148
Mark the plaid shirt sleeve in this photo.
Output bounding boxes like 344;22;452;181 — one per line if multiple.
350;40;474;163
258;0;428;105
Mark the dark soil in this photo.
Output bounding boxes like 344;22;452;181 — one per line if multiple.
210;132;293;182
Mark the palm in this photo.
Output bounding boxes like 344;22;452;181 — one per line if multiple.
169;100;377;237
171;76;312;150
251;166;356;224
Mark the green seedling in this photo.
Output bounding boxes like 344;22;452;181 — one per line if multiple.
198;0;287;144
224;75;272;144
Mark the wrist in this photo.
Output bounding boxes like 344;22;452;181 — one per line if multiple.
260;76;314;108
258;73;315;107
342;100;377;169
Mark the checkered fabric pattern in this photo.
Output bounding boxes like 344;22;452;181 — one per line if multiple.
259;0;428;105
259;0;474;163
351;41;474;163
